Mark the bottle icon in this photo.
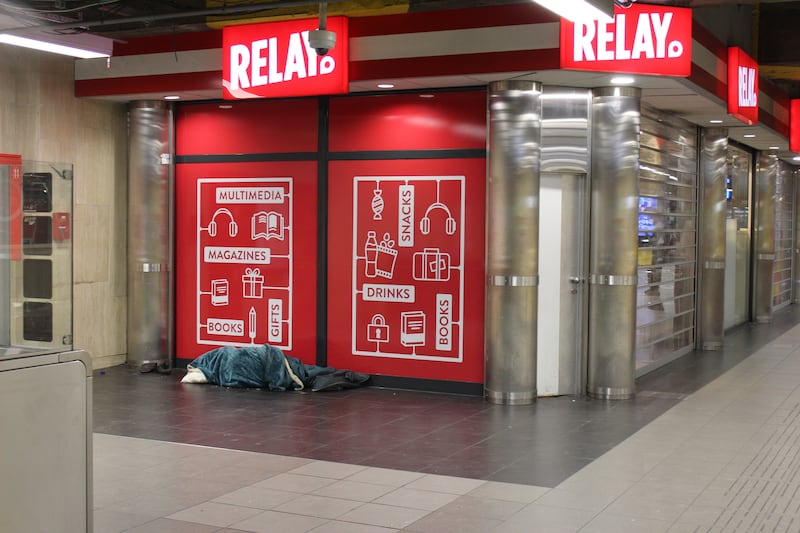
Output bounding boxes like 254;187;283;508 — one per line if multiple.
365;230;378;278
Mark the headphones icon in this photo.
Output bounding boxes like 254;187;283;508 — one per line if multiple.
207;208;238;237
420;202;457;235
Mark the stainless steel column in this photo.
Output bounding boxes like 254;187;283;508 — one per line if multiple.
697;129;728;350
794;168;800;304
753;152;777;323
485;80;542;405
587;87;640;400
127;101;173;371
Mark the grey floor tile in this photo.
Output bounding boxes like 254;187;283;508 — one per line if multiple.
313;479;398;502
167;501;263;528
374;487;459;511
466;481;549;503
337;502;431;529
123;517;221;533
310;522;398;533
92;508;157;533
212;485;297;509
274;493;364;519
579;513;671;533
404;508;504;532
253;472;337;493
229;510;328;532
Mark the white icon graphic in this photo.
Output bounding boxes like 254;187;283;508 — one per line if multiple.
252;211;285;241
242;267;265;298
248;307;257;344
365;232;397;279
413;248;451;282
420;181;456;235
371;186;384;220
204;208;239;237
211;279;229;306
367;314;390;344
401;311;426;347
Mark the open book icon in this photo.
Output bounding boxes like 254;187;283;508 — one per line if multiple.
251;211;284;240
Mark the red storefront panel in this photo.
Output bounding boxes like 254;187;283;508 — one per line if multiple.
327;159;485;383
0;154;22;261
175;161;317;364
329;91;486;152
175;99;318;156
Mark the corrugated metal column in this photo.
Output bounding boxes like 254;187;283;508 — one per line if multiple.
753;152;777;323
127;101;173;371
587;87;640;400
698;128;728;350
485;80;543;405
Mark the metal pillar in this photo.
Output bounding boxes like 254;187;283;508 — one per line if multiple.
698;128;728;350
794;168;800;304
587;87;641;400
127;101;174;371
485;80;543;405
753;152;777;323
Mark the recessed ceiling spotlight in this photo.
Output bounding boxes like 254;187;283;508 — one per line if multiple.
377;83;395;89
164;95;180;100
743;134;756;138
709;119;724;124
610;76;635;85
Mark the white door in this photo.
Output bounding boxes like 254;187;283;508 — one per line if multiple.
537;173;588;396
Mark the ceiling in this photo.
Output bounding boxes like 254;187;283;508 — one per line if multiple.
1;0;800;160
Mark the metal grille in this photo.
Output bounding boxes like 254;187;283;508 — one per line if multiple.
773;163;795;309
635;107;698;371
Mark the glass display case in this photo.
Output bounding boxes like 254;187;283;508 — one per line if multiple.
0;156;72;355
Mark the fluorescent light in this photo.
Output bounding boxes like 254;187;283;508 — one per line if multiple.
377;83;394;89
0;33;111;59
709;120;724;124
794;156;800;161
531;0;614;22
610;76;635;85
769;146;780;150
743;134;756;138
164;95;180;100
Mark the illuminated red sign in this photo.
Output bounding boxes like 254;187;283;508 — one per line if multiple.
222;17;349;99
727;47;759;125
791;100;800;152
560;4;692;76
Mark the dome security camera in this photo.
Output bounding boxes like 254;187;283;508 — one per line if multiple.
308;29;336;56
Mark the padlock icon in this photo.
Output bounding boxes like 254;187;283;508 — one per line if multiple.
367;314;390;343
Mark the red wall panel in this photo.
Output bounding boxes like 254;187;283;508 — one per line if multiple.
328;91;486;152
175;161;318;364
326;158;485;383
175;99;318;155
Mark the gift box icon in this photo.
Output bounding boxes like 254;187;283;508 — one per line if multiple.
242;267;265;299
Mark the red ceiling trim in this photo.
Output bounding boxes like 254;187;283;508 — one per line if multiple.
113;30;222;56
75;70;221;97
348;4;557;38
688;63;726;102
350;49;560;81
692;19;727;60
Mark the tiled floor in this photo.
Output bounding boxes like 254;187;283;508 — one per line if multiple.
93;305;800;532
